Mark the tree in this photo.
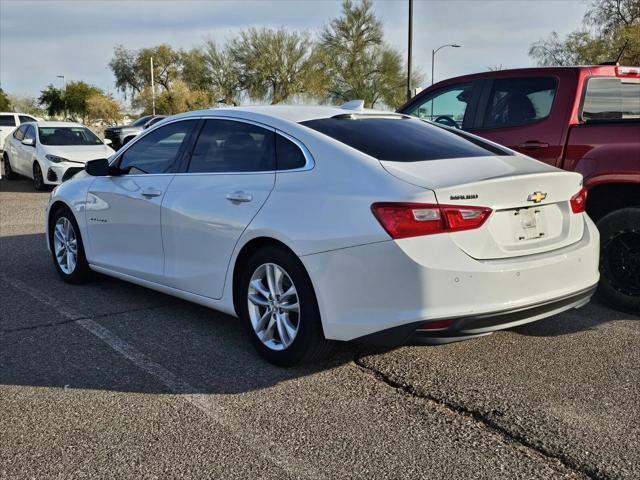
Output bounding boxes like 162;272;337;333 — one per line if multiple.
0;88;11;111
229;28;319;104
318;0;416;108
86;93;123;124
530;0;640;66
38;85;65;118
203;40;242;106
7;95;46;117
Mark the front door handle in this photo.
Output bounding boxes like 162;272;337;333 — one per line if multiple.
141;187;162;198
226;191;253;203
519;140;549;150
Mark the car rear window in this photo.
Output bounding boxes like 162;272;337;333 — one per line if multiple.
582;77;640;122
301;116;503;161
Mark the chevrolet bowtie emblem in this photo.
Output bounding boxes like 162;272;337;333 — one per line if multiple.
527;191;547;203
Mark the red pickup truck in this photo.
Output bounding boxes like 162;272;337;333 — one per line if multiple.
399;65;640;313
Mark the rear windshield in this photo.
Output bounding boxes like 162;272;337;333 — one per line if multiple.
301;117;503;161
582;77;640;122
38;127;104;146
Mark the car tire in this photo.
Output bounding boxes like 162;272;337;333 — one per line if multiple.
49;205;92;284
2;153;18;179
597;207;640;314
33;162;46;191
238;245;333;366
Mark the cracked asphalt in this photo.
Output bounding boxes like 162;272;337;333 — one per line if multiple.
1;177;638;479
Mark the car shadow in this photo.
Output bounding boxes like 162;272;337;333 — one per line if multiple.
0;176;52;193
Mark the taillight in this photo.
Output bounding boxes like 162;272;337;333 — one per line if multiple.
570;187;588;213
615;66;640;78
371;202;492;239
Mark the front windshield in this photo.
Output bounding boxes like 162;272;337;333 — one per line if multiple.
130;115;153;127
38;127;104;146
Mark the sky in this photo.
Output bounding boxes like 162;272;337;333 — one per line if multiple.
0;0;589;104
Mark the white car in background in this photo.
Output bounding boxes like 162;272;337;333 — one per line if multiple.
45;104;599;366
0;113;39;162
3;121;115;190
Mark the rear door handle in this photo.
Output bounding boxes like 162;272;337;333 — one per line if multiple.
519;140;549;150
141;187;162;198
226;191;253;203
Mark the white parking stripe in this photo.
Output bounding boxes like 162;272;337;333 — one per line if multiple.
2;275;325;480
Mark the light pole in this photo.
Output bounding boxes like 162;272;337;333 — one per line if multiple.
431;44;460;85
56;75;66;119
406;0;413;102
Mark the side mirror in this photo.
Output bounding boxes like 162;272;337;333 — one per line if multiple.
103;138;113;146
22;138;35;147
85;158;110;176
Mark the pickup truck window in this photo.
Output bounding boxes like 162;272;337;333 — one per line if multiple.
481;77;557;129
582;77;640;122
0;115;16;127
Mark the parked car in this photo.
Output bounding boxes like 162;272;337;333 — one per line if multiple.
104;115;165;150
2;121;115;190
399;65;640;313
0;112;38;153
46;104;599;365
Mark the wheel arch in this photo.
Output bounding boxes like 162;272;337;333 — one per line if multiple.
231;236;303;318
586;181;640;222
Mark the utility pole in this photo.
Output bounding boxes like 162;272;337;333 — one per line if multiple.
57;75;66;120
406;0;413;102
150;57;156;116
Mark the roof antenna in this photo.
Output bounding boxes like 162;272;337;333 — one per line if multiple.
341;100;365;111
615;39;629;64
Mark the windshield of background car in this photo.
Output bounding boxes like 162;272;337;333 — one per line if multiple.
38;127;104;146
301;116;505;161
582;77;640;122
130;115;153;127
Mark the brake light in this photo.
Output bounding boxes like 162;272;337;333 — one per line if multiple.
371;203;492;239
615;66;640;78
570;187;588;213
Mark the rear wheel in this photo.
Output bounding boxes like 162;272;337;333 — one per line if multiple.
33;162;46;191
49;206;92;284
239;246;332;366
597;207;640;314
3;153;18;179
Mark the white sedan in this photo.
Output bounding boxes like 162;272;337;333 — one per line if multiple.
45;104;600;365
3;121;115;190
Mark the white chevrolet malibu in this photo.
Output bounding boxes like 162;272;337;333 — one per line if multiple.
3;121;115;190
45;104;599;365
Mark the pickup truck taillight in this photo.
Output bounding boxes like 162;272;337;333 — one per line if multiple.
371;203;492;239
570;187;588;213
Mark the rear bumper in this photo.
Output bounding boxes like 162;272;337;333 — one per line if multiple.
354;283;596;346
302;215;600;343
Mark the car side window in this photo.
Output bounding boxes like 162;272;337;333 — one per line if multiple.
407;83;473;127
481;77;557;128
118;120;196;174
187;119;275;173
275;134;307;170
0;115;16;127
19;115;36;124
23;125;36;142
13;125;27;141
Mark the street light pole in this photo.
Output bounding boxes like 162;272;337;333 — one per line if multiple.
431;44;461;85
150;57;156;116
406;0;413;102
56;75;66;120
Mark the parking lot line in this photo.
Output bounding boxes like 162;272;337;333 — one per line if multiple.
0;274;327;480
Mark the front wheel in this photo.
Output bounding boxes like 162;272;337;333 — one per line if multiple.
239;246;332;366
49;206;92;284
33;162;46;191
597;207;640;314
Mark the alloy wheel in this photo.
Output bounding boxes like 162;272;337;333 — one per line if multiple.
53;217;78;274
247;263;300;351
602;229;640;297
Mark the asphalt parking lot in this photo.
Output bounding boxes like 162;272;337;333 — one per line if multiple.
1;177;638;480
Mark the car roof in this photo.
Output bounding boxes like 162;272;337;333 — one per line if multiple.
33;121;85;128
173;104;400;124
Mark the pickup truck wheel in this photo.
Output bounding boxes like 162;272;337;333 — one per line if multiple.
597;207;640;314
